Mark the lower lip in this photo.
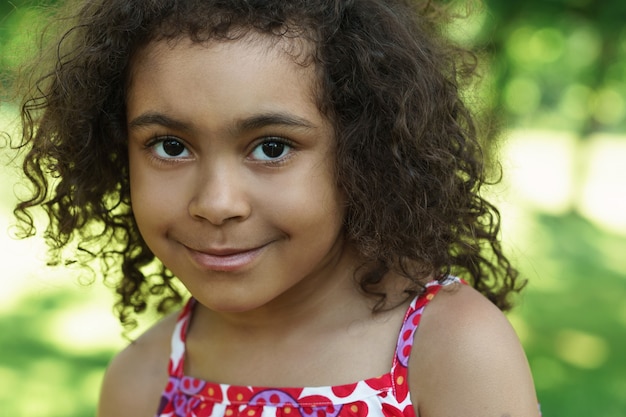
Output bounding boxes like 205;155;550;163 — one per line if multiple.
186;246;266;272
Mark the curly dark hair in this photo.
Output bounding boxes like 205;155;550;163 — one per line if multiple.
10;0;524;330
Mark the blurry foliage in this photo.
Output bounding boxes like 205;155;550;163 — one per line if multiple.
475;0;626;135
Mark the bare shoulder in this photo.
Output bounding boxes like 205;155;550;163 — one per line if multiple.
97;312;179;417
409;283;539;417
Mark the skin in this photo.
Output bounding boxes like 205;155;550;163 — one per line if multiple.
98;34;540;417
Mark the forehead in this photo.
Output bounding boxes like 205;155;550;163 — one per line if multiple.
125;33;328;133
128;32;320;105
128;31;316;84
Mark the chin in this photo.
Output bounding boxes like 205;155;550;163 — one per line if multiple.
196;293;271;314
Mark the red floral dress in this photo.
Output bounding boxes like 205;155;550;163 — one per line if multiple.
155;278;460;417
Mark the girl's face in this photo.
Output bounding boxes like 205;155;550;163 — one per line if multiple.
127;36;356;314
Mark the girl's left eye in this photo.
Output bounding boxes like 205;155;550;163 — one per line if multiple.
250;139;292;161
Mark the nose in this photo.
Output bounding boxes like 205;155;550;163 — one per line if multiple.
187;162;252;225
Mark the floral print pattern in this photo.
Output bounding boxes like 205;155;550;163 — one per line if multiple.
156;278;460;417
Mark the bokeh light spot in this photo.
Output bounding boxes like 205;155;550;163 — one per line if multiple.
504;77;541;115
506;26;565;65
506;26;535;64
555;329;609;370
565;25;602;69
558;84;593;121
529;28;565;63
591;87;626;126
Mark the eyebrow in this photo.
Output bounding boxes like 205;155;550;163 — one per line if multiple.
128;113;190;131
236;113;315;132
127;111;316;134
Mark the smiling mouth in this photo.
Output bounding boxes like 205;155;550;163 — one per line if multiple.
184;244;268;272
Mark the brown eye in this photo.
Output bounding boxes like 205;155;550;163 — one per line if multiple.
162;139;186;156
262;142;285;158
150;137;191;159
250;138;292;161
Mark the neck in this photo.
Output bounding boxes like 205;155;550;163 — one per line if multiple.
182;253;413;387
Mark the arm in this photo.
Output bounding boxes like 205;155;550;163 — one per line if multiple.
97;314;177;417
410;284;540;417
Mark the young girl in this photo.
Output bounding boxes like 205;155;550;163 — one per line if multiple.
10;0;540;416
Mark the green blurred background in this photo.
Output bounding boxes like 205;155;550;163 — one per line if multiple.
1;0;625;416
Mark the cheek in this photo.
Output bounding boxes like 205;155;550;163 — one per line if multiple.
316;162;345;220
129;156;153;223
128;154;144;218
128;158;180;235
129;174;157;241
292;171;345;232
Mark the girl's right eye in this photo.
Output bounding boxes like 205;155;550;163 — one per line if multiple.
148;137;191;159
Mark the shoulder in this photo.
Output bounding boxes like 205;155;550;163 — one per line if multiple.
97;312;179;417
409;282;539;417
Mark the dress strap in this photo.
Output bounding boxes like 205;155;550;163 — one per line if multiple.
390;276;463;401
167;298;196;378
